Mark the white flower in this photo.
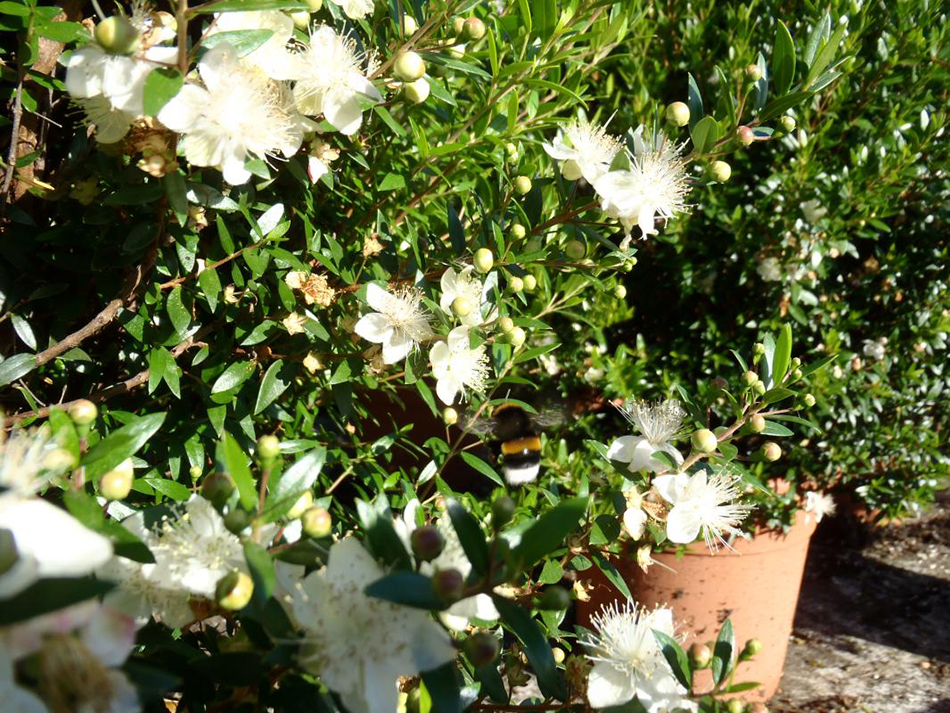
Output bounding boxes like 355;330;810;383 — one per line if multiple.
292;25;382;135
622;488;647;540
439;266;495;327
340;0;375;19
0;601;139;713
354;283;433;364
607;400;684;474
424;515;500;631
543;119;622;184
0;427;63;496
307;140;340;184
276;537;456;713
157;43;310;184
209;10;298;80
0;495;113;600
66;43;178;143
583;601;696;713
593;130;690;239
803;491;836;523
653;470;752;551
429;327;490;405
756;256;783;282
800;199;828;224
100;497;244;627
862;338;887;361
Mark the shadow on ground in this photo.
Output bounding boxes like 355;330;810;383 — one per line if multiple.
771;503;950;713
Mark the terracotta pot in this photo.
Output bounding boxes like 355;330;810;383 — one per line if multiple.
576;511;818;702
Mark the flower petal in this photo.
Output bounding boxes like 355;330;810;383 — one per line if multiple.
587;661;637;709
606;435;645;463
666;503;702;544
652;472;690;504
157;84;209;132
365;282;390;312
323;90;364;136
382;330;413;364
354;312;392;344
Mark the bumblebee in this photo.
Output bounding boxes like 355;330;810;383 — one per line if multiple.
466;400;567;485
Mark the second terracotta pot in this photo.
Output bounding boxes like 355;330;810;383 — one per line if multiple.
577;511;818;702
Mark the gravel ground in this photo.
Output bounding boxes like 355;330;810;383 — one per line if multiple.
771;500;950;713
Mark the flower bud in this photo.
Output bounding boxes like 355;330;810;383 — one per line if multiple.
394;51;426;82
727;699;745;713
742;370;758;386
498;316;515;333
202;473;235;508
689;642;712;668
257;435;281;460
443;407;459;425
304;0;323;10
665;101;690;127
802;393;816;408
432;568;465;603
452;295;473;317
753;380;767;395
411;525;445;561
564;240;586;260
287;490;314;520
753;342;766;356
780;116;796;133
0;528;19;576
95;16;141;55
762;442;782;462
745;64;764;81
510;223;526;240
741;638;763;660
291;10;310;29
509;326;526;347
709;160;732;183
522;274;537;292
504;142;519;158
792;368;803;381
492;495;516;528
464;632;500;668
224;508;250;535
474;248;494;273
614;285;627;299
514;176;533;195
189;465;203;481
401;14;418;34
508;276;524;293
691;429;718;454
536;586;571;610
552;647;566;664
68;399;98;426
452;16;466;35
790;357;801;369
462;17;486;41
402;77;430;104
738;126;756;146
216;570;254;611
100;466;134;500
750;414;766;433
297;508;330;539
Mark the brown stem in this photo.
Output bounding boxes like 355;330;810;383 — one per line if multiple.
0;75;24;213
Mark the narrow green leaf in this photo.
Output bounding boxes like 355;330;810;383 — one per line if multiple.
254;359;290;414
512;497;587;568
143;67;183;116
758;92;814;122
217;431;257;511
0;353;37;386
166;287;191;335
356;499;413;570
773;324;793;385
420;662;462;713
590;551;631;599
459;451;503;486
244;541;276;602
690;115;719;154
686;73;703;129
804;21;847;89
365;572;446;610
493;596;565;700
446;498;491;575
198;265;222;312
712;619;736;685
0;578;114;626
211;361;255;394
772;20;796;95
82;413;166;482
653;629;692;690
199;29;275;56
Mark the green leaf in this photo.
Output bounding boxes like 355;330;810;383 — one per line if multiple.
365;572;446;610
377;172;406;191
35;19;88;42
512;497;587;568
690;115;719;154
800;353;837;377
166;287;191;335
0;578;114;626
244;541;276;603
11;314;36;350
211;361;255;394
142;67;183;116
0;353;37;386
254;359;291;414
356;499;413;570
590;551;631;599
653;629;692;690
420;663;462;713
772;20;796;95
493;596;566;700
198;265;222;312
264;447;326;519
803;14;831;67
199;29;275;56
773;324;793;385
217;431;257;511
192;0;308;12
759;420;794;437
82;413;166;482
803;21;847;90
712;618;736;685
758;92;814;122
446;498;491;576
459;451;503;486
686;73;703;129
763;387;795;404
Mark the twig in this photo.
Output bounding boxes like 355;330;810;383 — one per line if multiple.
4;327;210;426
0;75;24;214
